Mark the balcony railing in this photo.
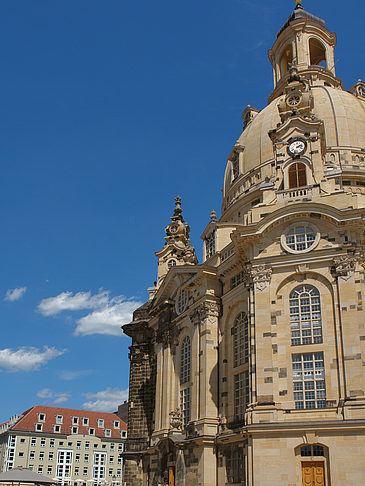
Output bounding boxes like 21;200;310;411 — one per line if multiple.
276;184;320;202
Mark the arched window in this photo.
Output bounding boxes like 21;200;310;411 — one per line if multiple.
180;336;191;426
168;259;177;269
290;285;322;346
279;44;293;78
288;162;307;188
309;38;326;67
232;312;249;367
180;337;191;383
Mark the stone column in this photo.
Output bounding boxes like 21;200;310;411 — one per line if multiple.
250;264;275;412
333;255;365;411
190;300;221;435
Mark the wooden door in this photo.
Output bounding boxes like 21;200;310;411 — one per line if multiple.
168;466;175;486
302;461;325;486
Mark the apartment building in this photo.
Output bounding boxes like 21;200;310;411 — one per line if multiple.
0;406;127;485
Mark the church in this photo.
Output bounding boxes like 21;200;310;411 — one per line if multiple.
122;3;365;485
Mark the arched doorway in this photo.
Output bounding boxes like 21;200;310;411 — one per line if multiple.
296;443;329;486
158;439;177;486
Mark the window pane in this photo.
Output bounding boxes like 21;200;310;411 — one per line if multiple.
290;285;323;346
292;352;326;409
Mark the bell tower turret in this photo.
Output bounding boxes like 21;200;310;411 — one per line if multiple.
268;1;342;102
155;197;197;286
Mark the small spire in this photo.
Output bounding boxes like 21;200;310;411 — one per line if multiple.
210;210;217;223
295;0;303;9
171;196;183;222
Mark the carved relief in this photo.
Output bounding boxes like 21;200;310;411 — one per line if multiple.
169;408;183;430
296;263;309;273
332;255;356;280
251;264;273;291
189;301;221;325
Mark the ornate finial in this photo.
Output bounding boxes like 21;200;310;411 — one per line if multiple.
295;0;303;9
210;210;217;223
172;196;183;220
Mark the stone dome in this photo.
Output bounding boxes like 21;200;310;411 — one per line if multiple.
223;86;365;209
221;5;365;219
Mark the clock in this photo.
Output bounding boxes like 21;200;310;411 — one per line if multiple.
169;224;178;233
287;139;306;157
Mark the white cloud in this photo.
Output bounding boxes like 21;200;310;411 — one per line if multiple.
0;346;66;372
37;388;70;404
38;290;110;316
5;287;27;302
82;388;128;412
75;300;141;336
37;388;53;399
38;289;143;337
59;369;92;381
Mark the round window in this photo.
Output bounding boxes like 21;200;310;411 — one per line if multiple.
286;93;302;107
281;224;320;254
176;289;189;315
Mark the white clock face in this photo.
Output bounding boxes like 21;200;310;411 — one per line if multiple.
289;140;305;155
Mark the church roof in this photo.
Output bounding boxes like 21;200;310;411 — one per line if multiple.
277;6;326;38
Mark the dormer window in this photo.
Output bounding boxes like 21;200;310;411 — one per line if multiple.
71;426;78;434
113;421;120;429
167;259;176;269
105;429;111;437
35;423;43;432
82;417;89;426
38;413;46;422
53;425;61;433
89;427;95;435
72;417;79;425
56;415;63;424
97;419;104;428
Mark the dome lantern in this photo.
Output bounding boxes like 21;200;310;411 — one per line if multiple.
268;4;341;102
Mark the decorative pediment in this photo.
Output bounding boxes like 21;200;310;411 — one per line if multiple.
269;115;325;157
152;268;198;310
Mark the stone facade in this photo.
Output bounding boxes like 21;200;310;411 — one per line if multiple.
123;4;365;486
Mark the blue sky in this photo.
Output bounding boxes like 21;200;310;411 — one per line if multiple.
0;0;363;422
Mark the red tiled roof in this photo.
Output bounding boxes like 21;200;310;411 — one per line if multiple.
11;406;127;439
